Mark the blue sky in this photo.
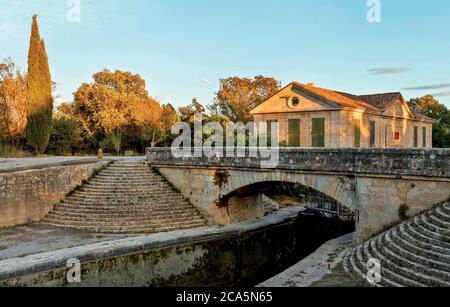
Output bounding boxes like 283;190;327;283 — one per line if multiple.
1;0;450;108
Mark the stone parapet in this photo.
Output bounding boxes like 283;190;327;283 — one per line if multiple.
147;148;450;178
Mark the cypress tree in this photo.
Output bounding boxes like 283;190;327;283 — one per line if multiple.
25;15;53;154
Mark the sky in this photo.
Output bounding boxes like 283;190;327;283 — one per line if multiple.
1;0;450;108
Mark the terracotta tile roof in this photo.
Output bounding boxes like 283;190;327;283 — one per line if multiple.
292;82;380;111
358;92;403;111
411;111;435;122
286;82;434;122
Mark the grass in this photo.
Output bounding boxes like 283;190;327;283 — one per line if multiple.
309;262;366;288
0;143;32;158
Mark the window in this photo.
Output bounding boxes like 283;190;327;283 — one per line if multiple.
311;118;325;147
394;132;400;141
414;126;418;148
288;119;301;147
267;120;278;143
292;97;300;106
423;127;427;147
370;121;376;147
354;119;361;148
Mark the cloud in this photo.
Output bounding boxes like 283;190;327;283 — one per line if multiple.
404;83;450;91
433;91;450;97
368;67;412;75
201;79;210;85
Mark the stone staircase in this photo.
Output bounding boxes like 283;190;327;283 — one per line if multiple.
41;161;206;234
344;202;450;287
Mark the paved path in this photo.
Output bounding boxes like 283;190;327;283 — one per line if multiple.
257;233;354;287
0;224;132;260
0;156;145;173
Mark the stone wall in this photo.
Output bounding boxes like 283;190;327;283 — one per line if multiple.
0;160;108;228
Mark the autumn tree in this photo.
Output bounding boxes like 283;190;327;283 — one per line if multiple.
211;76;281;123
408;95;450;148
0;58;27;145
71;69;170;152
157;104;180;147
25;15;53;154
179;98;206;123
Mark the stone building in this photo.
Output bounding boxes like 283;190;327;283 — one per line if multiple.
251;82;434;148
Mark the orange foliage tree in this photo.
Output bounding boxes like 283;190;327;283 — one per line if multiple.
211;75;281;123
68;69;175;152
0;58;27;145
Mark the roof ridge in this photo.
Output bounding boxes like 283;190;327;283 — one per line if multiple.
291;82;381;111
359;92;402;96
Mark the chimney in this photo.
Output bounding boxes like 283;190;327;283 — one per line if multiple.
307;82;315;87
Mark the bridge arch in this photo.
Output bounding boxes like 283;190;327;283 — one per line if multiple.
217;169;357;212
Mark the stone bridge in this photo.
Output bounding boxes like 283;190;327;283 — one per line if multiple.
146;148;450;243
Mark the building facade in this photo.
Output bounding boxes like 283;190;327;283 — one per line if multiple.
251;82;434;148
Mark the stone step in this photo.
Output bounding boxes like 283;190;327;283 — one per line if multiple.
384;230;450;274
93;173;155;178
70;190;180;197
85;182;166;187
81;186;173;192
344;253;374;287
419;215;450;237
393;227;449;263
442;203;450;214
412;216;450;243
375;235;449;287
59;199;185;208
88;181;160;186
105;166;150;170
91;177;156;182
434;206;450;222
357;239;411;287
55;203;192;212
427;212;450;229
60;200;188;208
99;172;155;177
41;223;205;234
96;170;154;174
89;177;159;182
45;213;204;224
42;216;206;227
104;169;150;173
368;238;427;287
398;224;450;259
66;194;185;201
47;208;201;218
404;222;450;250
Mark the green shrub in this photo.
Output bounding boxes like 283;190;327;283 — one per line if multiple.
47;118;79;156
399;204;409;221
101;132;122;156
0;142;29;157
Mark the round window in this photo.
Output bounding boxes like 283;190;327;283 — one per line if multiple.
292;97;300;106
